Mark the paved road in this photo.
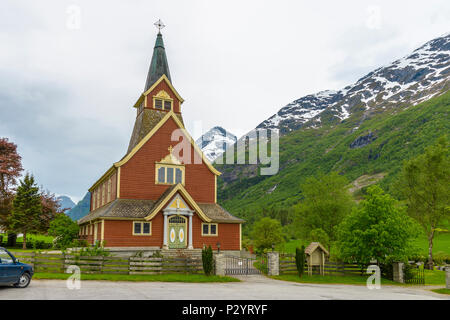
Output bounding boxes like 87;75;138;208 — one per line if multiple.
0;275;447;300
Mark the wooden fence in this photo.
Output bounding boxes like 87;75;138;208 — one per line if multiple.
280;254;365;276
11;252;203;275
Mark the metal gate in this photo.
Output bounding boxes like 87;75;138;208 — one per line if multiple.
225;256;261;275
405;265;425;285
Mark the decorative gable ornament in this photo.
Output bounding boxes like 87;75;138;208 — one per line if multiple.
155;90;172;100
158;145;183;165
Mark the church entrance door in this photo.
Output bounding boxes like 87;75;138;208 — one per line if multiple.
168;215;187;249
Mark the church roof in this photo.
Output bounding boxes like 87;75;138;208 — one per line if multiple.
144;32;171;92
127;108;183;154
78;197;244;224
115;110;221;176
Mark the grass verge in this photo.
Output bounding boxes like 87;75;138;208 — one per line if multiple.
271;270;446;286
270;274;397;285
423;269;446;285
431;288;450;295
33;272;240;283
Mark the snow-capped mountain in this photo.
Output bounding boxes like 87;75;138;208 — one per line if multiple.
257;33;450;135
196;127;237;162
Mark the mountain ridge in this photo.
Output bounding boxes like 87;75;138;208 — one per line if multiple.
255;33;449;135
216;33;450;223
195;126;237;162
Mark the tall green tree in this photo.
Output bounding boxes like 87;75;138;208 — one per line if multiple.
337;186;418;266
48;213;79;249
251;217;284;252
295;245;306;277
294;172;353;251
8;173;42;249
396;136;450;268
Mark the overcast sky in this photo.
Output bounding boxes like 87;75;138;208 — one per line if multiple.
1;0;449;202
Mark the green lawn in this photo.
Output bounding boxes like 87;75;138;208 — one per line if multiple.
411;231;450;256
282;229;450;256
423;269;446;285
431;288;450;295
271;274;397;285
1;233;53;242
33;272;239;283
271;269;446;286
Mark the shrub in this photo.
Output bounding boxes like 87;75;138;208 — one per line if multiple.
433;252;450;265
72;239;89;248
202;245;214;276
408;253;427;263
31;239;51;250
48;213;79;249
76;241;110;257
295;246;305;277
404;263;416;282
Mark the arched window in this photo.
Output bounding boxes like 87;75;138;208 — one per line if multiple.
169;216;186;223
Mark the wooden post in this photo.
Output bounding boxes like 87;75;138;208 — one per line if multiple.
32;252;37;272
100;256;104;274
61;253;65;273
128;257;131;275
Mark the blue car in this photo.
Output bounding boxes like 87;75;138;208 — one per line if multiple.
0;247;34;288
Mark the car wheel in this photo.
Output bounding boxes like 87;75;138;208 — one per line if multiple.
14;273;31;288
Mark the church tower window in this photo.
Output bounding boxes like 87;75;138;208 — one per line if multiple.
153;90;173;111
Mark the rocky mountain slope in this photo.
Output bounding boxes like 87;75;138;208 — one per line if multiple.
257;33;449;135
57;195;75;211
195;126;237;162
66;192;90;221
216;33;450;219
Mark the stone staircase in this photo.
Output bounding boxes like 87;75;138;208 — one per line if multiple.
160;249;203;259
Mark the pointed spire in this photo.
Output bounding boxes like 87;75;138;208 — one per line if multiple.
144;31;172;91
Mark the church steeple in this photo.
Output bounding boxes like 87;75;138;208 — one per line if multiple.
144;30;172;91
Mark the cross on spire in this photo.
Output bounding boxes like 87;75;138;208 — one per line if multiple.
154;19;165;33
168;145;173;154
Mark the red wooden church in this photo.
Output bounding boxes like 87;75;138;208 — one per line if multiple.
78;29;243;252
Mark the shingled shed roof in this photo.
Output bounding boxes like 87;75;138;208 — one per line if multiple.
305;242;329;256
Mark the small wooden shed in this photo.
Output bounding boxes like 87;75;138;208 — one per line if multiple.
305;242;329;275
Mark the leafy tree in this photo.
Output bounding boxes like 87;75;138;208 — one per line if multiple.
0;137;23;242
8;173;42;249
396;136;450;268
295;245;305;277
39;190;64;233
202;245;214;276
337;185;418;266
0;137;23;197
251;217;284;252
294;172;353;251
309;228;330;249
48;213;79;249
